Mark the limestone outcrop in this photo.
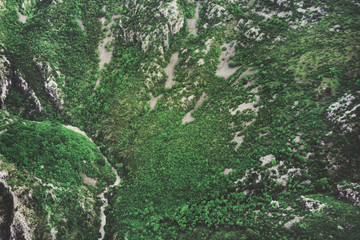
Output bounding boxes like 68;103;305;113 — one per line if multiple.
0;176;33;240
34;59;64;109
117;0;184;52
337;183;360;206
298;196;326;212
327;92;360;137
0;48;10;108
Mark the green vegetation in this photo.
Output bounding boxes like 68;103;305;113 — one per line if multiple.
0;118;115;239
289;193;360;240
0;121;115;186
0;0;359;239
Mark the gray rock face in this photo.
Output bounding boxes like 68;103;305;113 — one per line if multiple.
0;42;44;112
327;92;360;137
29;91;42;113
0;164;35;240
204;1;229;21
298;196;325;212
117;0;184;52
0;50;10;108
34;60;64;109
20;0;56;11
10;217;28;240
0;43;43;113
15;75;29;92
337;183;360;206
15;74;42;113
44;80;61;104
0;65;43;113
0;180;31;240
0;181;13;240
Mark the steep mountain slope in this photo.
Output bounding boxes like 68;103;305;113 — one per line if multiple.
0;112;117;239
0;0;360;239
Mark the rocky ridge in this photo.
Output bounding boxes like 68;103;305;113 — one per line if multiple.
116;0;184;52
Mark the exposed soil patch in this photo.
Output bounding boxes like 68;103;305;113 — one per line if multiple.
94;77;102;90
63;125;92;141
232;132;244;149
182;91;207;124
233;68;258;87
149;93;164;110
18;11;27;23
77;18;85;31
187;1;200;36
164;52;179;89
229;95;260;115
98;7;121;70
223;168;235;175
81;173;98;187
216;41;239;79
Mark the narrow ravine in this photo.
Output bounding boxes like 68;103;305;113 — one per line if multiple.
63;125;121;240
98;157;121;240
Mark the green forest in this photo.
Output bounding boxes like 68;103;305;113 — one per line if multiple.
0;0;359;239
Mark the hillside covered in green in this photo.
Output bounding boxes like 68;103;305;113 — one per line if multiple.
0;0;360;239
